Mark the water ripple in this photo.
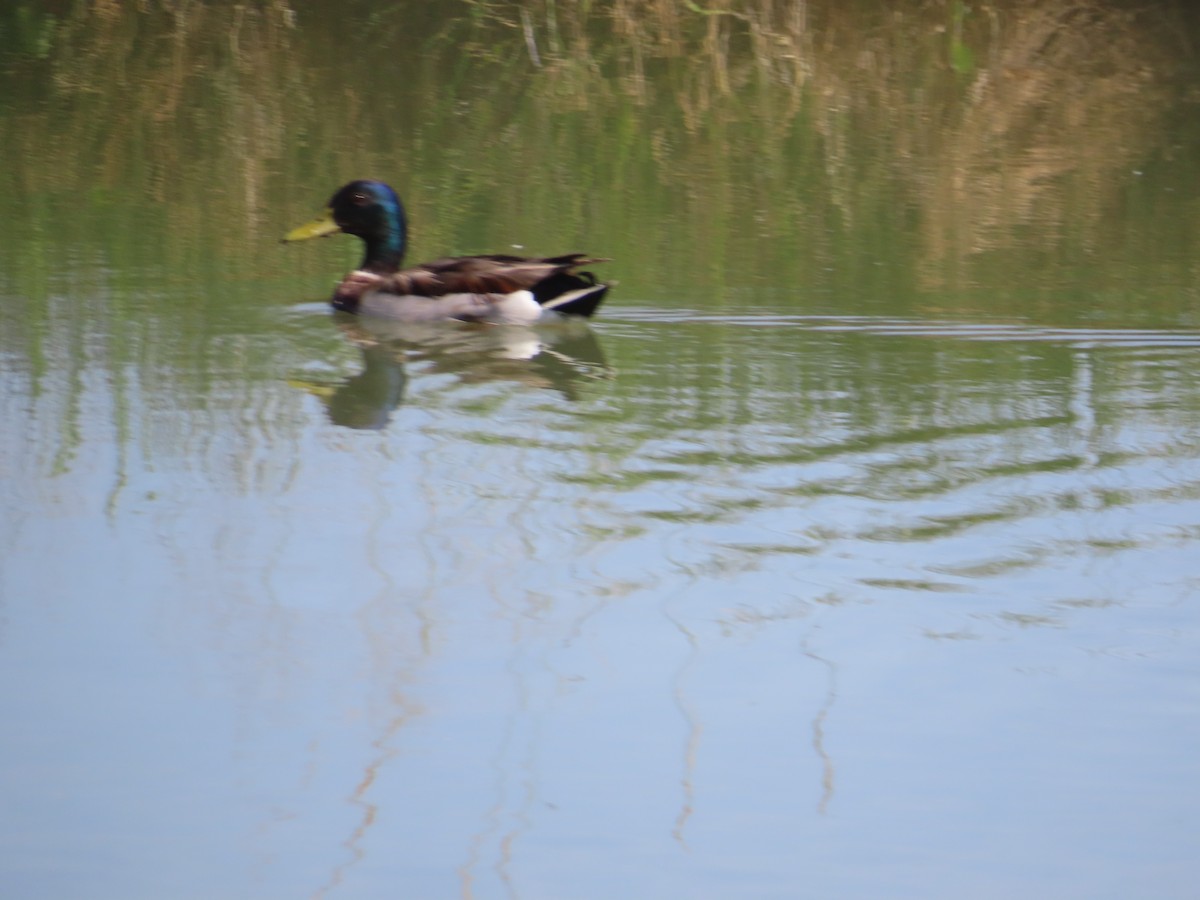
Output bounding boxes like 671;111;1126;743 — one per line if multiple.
609;310;1200;348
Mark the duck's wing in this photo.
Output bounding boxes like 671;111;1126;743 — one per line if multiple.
395;254;608;297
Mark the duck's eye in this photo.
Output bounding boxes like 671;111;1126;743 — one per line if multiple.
351;192;370;205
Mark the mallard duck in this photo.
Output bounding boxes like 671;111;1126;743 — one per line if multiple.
284;180;611;324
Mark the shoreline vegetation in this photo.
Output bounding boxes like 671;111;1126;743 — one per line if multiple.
0;1;1197;309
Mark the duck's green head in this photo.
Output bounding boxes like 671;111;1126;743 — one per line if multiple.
284;180;408;274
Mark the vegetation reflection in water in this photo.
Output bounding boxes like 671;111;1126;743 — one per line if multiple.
0;2;1199;898
1;0;1197;311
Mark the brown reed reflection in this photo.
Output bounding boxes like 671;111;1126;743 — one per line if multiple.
3;0;1195;307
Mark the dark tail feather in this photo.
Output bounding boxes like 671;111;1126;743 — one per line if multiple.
532;272;611;319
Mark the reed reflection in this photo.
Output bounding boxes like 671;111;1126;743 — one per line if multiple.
2;0;1196;340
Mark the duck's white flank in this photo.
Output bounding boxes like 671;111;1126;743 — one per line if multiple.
356;286;542;324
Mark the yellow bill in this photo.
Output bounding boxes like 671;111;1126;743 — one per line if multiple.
286;378;338;399
283;208;341;242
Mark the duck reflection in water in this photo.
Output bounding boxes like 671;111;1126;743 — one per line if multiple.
293;313;611;430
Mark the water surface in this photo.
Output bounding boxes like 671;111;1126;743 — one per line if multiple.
1;2;1199;898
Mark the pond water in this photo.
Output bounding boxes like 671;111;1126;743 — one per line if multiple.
2;2;1200;898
